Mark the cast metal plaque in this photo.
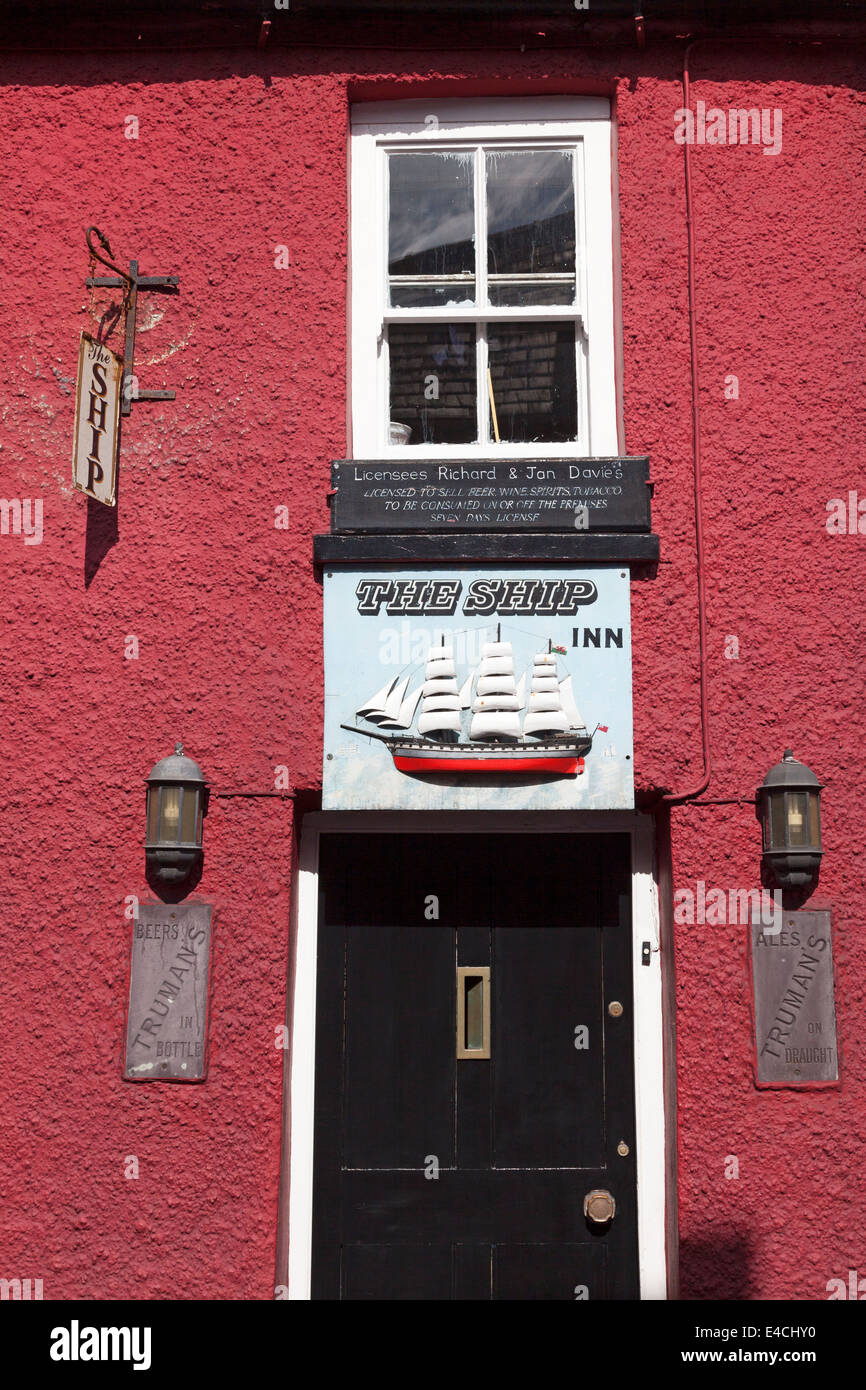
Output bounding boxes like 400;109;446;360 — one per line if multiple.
329;457;652;533
751;910;838;1086
124;902;212;1082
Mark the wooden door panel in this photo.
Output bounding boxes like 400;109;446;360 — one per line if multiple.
492;925;604;1168
493;1243;607;1301
342;1169;589;1241
342;1244;453;1300
344;923;455;1169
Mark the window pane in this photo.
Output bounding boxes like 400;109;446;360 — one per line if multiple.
487;323;577;443
389;281;475;309
388;152;475;306
486;150;575;305
488;279;575;307
389;324;477;445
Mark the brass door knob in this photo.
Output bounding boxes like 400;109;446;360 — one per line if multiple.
584;1189;616;1225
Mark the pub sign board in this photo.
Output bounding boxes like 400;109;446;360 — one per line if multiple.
751;910;839;1087
72;332;123;507
322;565;633;811
329;458;651;533
124;902;212;1082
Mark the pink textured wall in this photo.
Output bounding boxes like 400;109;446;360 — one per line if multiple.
618;46;866;1299
0;38;863;1298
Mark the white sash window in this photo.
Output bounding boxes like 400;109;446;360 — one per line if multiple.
350;98;618;458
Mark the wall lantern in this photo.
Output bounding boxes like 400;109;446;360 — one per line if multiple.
757;749;823;889
145;743;208;885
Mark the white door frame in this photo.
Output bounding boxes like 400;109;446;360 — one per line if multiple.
285;810;669;1299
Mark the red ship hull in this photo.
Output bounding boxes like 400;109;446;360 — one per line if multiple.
392;754;586;775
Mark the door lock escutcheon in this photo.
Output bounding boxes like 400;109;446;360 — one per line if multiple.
584;1189;616;1226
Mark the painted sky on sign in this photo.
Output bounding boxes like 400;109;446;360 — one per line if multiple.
322;565;634;811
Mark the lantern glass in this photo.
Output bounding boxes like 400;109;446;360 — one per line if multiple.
161;786;182;842
767;792;787;849
146;787;159;843
809;793;821;845
181;786;200;844
786;791;809;847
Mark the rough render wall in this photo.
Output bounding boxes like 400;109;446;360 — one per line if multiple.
618;46;866;1298
0;40;863;1298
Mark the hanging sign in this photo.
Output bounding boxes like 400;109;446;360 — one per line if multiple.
329;458;652;534
751;910;839;1086
323;565;633;811
124;902;212;1082
72;333;123;506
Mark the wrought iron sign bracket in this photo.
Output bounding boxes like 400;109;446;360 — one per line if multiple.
85;226;179;417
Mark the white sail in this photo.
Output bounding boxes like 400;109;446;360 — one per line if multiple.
422;677;459;696
482;641;512;658
473;694;521;712
476;675;517;696
418;710;461;736
534;652;556;667
532;677;559;694
478;656;513;677
394;684;423;729
469;710;521;740
559;675;586;730
458;674;473;709
516;672;526;709
426;657;456;680
386;676;410;716
357;676;397;721
377;676;411;727
528;692;565;713
423;694;461;712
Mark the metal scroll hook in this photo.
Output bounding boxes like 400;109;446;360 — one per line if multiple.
85;225;131;283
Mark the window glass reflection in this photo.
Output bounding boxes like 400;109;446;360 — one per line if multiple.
389;152;475;307
486;150;575;306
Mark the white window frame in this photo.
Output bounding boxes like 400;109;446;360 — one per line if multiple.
349;97;619;460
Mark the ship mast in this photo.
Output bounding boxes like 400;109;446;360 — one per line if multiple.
524;638;569;739
469;629;521;741
417;633;461;741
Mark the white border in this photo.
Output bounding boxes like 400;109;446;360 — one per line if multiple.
349;97;618;460
286;810;667;1300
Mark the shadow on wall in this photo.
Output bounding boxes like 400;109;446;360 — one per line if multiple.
84;491;118;587
679;1230;755;1300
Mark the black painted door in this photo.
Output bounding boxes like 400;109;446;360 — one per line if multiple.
312;832;638;1300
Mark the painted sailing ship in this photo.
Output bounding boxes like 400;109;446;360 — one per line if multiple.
341;628;595;775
